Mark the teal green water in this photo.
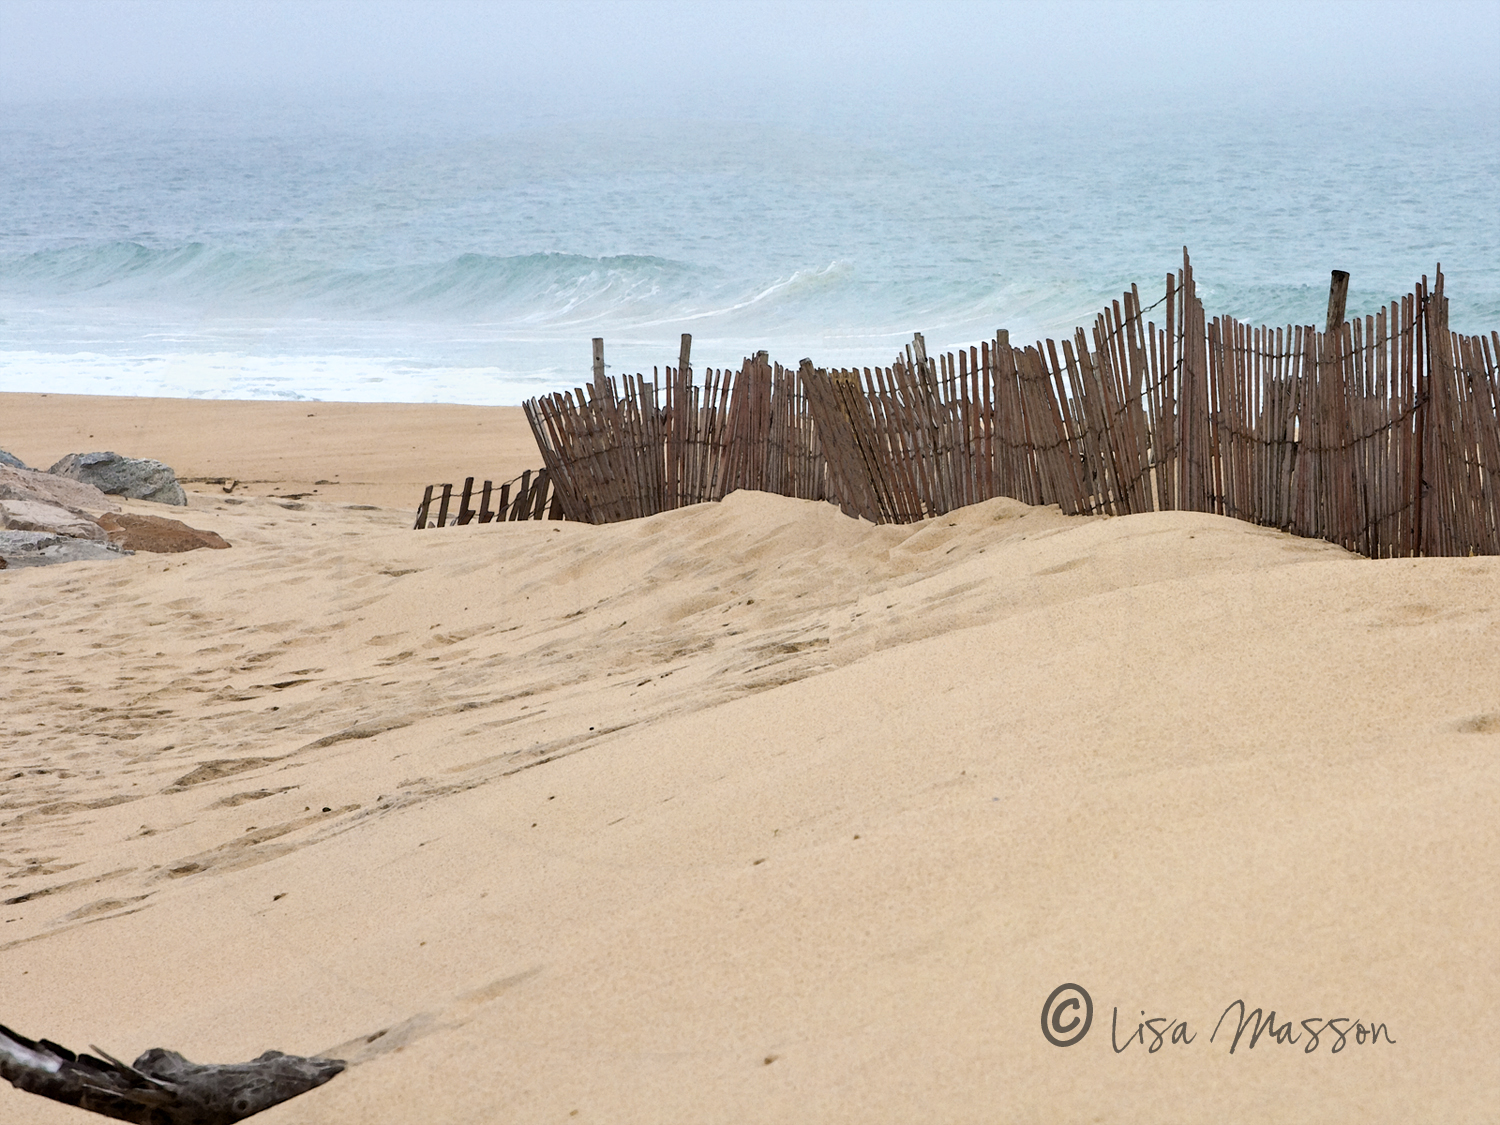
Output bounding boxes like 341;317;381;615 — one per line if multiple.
1;98;1495;403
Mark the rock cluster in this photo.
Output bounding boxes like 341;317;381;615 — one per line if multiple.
0;450;229;568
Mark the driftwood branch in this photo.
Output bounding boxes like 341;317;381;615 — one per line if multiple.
0;1022;344;1124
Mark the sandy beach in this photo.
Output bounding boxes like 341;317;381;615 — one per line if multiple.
2;391;1497;1123
0;393;545;512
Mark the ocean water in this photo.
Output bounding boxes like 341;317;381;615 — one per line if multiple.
1;97;1497;405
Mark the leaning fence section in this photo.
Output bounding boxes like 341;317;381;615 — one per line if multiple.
413;470;563;529
511;251;1498;559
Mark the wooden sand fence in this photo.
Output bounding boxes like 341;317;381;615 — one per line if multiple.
522;337;831;524
518;251;1500;558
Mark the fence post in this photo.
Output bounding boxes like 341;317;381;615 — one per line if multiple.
592;338;607;398
1414;279;1428;555
1325;270;1350;335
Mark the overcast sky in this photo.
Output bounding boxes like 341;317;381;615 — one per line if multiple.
2;0;1497;123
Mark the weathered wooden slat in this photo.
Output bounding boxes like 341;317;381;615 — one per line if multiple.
413;484;434;530
1162;272;1178;511
518;471;536;522
434;483;453;528
456;477;476;526
530;469;551;520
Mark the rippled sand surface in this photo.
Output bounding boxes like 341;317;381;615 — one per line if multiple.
2;394;1497;1123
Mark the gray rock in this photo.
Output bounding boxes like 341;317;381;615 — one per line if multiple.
0;464;119;513
0;529;132;568
48;451;187;506
0;498;107;540
0;449;26;470
0;529;62;554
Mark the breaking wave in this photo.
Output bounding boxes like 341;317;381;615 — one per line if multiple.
0;243;732;325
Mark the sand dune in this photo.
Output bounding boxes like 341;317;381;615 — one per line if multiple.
1;395;1497;1123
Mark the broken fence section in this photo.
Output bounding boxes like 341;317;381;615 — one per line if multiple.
413;469;564;529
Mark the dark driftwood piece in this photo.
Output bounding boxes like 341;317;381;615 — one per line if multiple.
0;1022;344;1124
